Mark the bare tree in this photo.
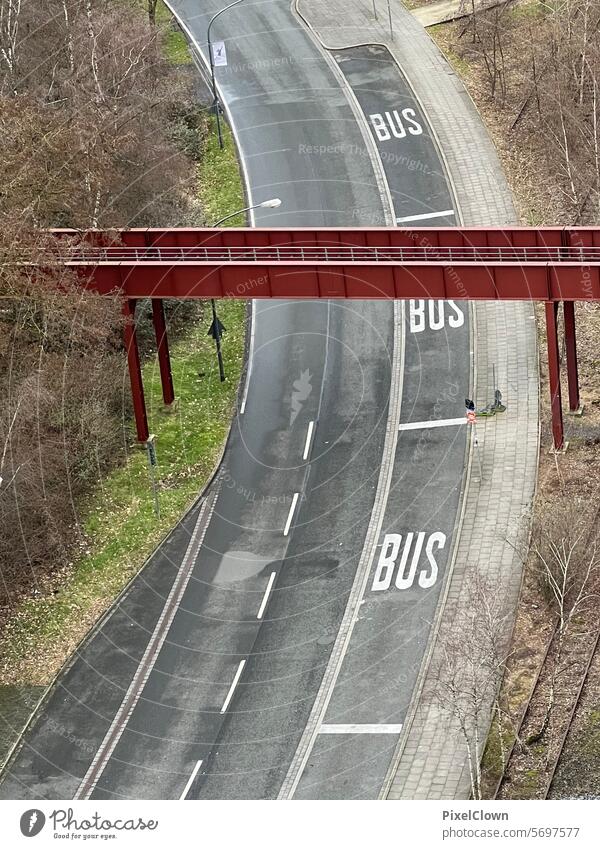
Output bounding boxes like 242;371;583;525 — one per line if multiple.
433;573;511;799
0;0;198;618
527;498;600;742
0;0;22;91
148;0;159;26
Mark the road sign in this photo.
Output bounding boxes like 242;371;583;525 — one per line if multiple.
146;435;157;467
208;316;226;340
212;41;227;67
145;435;160;518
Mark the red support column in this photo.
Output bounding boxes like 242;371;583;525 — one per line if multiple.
563;300;581;412
123;298;149;442
545;300;564;450
151;299;175;406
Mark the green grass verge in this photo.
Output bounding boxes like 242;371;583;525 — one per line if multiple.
0;118;246;688
199;116;246;223
156;0;193;65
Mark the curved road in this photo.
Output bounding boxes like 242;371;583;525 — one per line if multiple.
0;4;469;800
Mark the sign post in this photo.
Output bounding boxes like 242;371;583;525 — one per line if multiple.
145;434;160;519
208;299;226;382
465;399;482;480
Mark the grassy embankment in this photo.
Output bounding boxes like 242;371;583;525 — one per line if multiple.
0;7;247;765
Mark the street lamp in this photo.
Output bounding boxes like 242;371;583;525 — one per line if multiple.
208;198;283;380
207;0;245;150
211;197;282;227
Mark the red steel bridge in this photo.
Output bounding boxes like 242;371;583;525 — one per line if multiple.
43;226;600;450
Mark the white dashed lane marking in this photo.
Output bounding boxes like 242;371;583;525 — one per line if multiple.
303;420;315;460
220;660;246;714
257;571;277;620
283;492;299;536
180;760;203;800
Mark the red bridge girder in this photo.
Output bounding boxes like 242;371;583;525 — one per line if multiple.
43;227;600;449
50;226;600;302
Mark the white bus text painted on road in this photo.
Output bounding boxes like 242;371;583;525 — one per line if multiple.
409;300;465;333
371;532;447;591
369;109;423;142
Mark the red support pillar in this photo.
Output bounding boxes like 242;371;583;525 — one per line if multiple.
123;298;149;442
151;299;175;406
563;300;581;412
545;300;564;450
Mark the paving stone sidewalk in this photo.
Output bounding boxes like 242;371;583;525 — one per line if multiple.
296;0;540;799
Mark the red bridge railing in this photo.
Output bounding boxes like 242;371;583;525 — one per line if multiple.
35;227;600;449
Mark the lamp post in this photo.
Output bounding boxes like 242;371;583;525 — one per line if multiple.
211;197;281;227
208;0;245;150
208;198;282;380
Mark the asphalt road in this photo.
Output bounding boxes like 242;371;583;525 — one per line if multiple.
289;46;469;799
0;0;393;801
0;19;469;801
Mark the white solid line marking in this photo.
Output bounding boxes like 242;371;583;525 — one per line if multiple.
257;571;277;620
240;301;256;415
180;760;203;800
303;421;315;460
283;492;299;536
220;660;246;714
399;417;466;431
395;209;455;223
319;723;403;734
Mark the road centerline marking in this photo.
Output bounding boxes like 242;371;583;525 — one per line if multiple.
303;420;315;460
395;209;455;223
319;723;403;734
399;417;466;431
180;760;203;800
220;660;246;714
283;492;299;536
257;571;277;620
